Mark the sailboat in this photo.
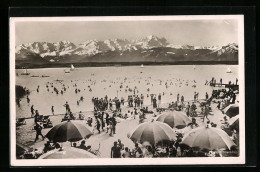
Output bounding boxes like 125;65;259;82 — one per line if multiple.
226;67;232;73
70;64;75;71
140;64;144;68
21;68;30;75
193;65;196;70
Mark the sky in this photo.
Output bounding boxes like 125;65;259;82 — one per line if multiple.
15;19;238;46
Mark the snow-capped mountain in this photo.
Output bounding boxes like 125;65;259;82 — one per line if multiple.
134;35;168;49
209;43;238;56
15;35;238;66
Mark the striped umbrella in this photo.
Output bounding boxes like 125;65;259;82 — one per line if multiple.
155;111;191;129
127;121;177;145
182;126;236;150
45;120;93;142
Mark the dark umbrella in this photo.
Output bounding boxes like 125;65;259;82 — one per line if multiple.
16;143;30;156
228;115;239;131
223;104;239;118
45;120;93;142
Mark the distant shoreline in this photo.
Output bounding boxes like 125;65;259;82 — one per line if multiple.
15;61;238;69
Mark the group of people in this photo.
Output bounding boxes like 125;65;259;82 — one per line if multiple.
92;111;117;136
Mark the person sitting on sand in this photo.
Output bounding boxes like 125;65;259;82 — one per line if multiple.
87;116;93;127
69;112;76;120
187;118;199;129
78;111;84;120
43;141;55;153
122;147;131;158
79;140;91;151
133;143;143;158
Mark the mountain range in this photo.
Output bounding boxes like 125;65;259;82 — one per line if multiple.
15;35;238;67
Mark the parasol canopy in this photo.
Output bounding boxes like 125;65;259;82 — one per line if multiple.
228;115;239;131
155;111;191;129
127;121;176;145
181;126;236;150
45;120;93;142
223;104;239;118
38;147;97;159
16;143;31;156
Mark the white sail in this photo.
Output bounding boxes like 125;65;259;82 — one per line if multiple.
70;64;75;71
193;65;196;70
140;64;144;68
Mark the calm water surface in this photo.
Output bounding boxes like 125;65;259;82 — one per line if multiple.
15;65;238;118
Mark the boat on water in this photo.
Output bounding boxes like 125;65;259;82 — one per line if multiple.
70;64;75;71
21;69;30;75
193;65;196;70
31;75;39;77
42;75;50;77
226;67;232;73
140;64;144;68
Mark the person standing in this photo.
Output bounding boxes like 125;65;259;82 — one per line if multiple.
31;105;35;117
177;93;180;102
51;106;54;115
26;96;30;103
34;122;44;142
185;102;190;117
140;94;144;108
153;97;157;108
34;110;40;124
158;94;161;105
111;141;121;158
202;105;210;122
110;114;117;135
64;101;70;114
205;92;209;100
181;95;184;103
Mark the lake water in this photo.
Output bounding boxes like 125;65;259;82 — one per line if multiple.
15;65;238;118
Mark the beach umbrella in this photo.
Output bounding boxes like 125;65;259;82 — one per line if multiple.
45;120;93;142
16;143;31;156
223;104;239;118
181;126;236;150
228;115;239;131
38;147;97;159
127;121;177;145
155;111;191;129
